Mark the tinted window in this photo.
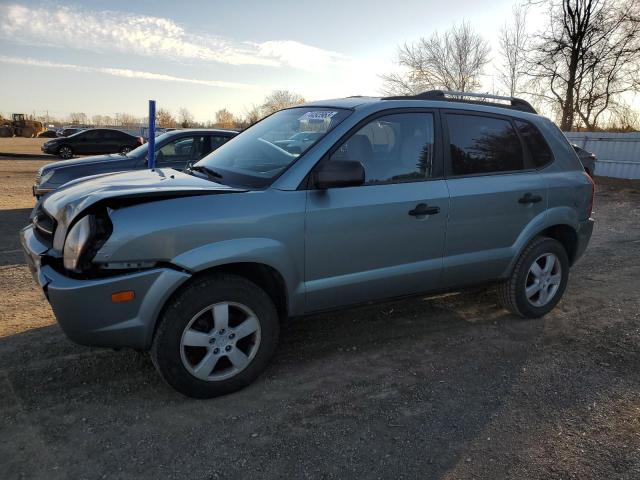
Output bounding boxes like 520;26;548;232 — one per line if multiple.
82;130;103;141
208;135;230;153
447;114;523;175
103;130;127;140
330;112;435;185
515;120;553;168
157;136;207;164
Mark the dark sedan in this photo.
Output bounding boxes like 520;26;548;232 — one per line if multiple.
42;128;143;159
34;129;238;197
572;144;597;177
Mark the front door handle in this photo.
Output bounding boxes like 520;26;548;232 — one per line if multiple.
518;193;543;204
409;203;440;217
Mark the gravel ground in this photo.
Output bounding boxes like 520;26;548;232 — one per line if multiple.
0;138;50;157
1;157;640;479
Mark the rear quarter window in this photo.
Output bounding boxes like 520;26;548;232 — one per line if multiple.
515;120;554;168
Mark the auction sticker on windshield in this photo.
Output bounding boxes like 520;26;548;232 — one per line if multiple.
298;111;338;121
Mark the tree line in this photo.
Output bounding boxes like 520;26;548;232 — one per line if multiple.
42;90;305;131
381;0;640;131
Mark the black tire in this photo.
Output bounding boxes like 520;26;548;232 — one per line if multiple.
57;145;73;159
151;274;279;398
497;236;570;318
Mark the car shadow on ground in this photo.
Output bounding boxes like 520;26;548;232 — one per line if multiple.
0;208;31;266
0;288;564;478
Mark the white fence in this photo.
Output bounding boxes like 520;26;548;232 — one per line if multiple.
564;132;640;179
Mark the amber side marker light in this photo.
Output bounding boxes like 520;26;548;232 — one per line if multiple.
111;291;135;303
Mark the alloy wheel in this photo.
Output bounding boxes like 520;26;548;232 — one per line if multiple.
59;146;73;159
525;253;562;307
179;302;261;381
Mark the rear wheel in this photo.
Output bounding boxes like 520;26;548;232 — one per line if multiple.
57;145;73;159
151;274;279;398
498;237;569;318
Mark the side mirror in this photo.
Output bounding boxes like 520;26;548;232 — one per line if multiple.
313;160;365;190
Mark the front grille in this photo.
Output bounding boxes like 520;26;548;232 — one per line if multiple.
32;206;56;246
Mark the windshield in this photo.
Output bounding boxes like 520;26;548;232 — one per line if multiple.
195;107;351;187
126;131;175;158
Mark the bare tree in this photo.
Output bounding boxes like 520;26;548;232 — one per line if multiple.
156;109;177;128
214;109;237;129
261;90;305;116
498;5;530;97
244;104;263;126
119;113;139;127
381;21;491;95
178;108;194;128
68;112;88;125
529;0;640;130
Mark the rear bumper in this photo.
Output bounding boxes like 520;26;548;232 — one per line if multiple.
20;225;191;350
574;217;595;264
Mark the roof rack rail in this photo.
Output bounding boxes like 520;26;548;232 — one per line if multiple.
382;90;537;114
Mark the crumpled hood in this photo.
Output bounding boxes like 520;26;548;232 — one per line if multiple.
41;168;246;251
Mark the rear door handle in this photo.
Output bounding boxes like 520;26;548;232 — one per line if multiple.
409;203;440;217
518;193;543;204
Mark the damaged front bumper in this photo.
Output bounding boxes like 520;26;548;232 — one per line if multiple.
20;224;191;350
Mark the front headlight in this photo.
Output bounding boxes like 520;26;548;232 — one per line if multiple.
39;170;54;185
63;215;94;271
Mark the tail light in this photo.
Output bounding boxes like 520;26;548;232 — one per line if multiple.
585;172;595;218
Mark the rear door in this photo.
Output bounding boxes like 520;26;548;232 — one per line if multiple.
75;130;104;155
441;111;547;287
304;110;449;311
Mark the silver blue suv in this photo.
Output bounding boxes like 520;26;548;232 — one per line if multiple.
21;91;595;398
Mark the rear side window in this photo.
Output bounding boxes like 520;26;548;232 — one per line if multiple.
515;120;553;168
446;114;524;176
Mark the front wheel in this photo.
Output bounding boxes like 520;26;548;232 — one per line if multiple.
151;274;279;398
57;145;73;159
497;237;569;318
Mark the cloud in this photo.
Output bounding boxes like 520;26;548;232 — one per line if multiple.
0;55;257;90
0;3;344;71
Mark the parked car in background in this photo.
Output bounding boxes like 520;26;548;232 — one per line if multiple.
38;129;59;138
57;127;85;137
33;129;238;196
274;131;324;153
21;91;594;398
572;144;597;176
42;128;143;160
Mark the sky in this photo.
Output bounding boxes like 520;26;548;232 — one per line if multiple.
0;0;545;122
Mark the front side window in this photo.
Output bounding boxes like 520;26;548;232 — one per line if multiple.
208;135;231;154
515;120;554;168
196;108;351;188
329;112;435;185
157;136;207;163
82;130;103;141
447;114;524;176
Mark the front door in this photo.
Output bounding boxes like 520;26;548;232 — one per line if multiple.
304;111;449;311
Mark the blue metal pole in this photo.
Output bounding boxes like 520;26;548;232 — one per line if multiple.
148;100;156;170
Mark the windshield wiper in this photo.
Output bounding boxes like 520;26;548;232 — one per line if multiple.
189;165;224;180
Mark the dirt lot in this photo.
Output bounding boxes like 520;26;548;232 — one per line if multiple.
1;157;639;479
0;138;50;157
